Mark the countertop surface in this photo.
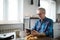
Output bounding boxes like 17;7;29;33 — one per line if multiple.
37;37;58;40
17;37;58;40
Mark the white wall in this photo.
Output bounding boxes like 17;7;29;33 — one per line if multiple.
23;0;38;17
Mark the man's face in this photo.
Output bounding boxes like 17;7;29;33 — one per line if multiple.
37;9;45;19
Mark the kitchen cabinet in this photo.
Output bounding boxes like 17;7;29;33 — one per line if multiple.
53;23;60;38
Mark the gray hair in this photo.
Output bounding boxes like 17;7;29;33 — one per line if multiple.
37;8;46;13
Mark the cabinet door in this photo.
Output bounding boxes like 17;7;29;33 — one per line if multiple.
53;23;60;38
40;0;56;22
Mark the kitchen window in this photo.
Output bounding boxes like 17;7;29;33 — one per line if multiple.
0;0;23;24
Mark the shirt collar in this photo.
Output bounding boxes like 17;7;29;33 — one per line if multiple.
39;17;47;22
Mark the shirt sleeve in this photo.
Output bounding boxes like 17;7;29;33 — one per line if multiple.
45;20;53;38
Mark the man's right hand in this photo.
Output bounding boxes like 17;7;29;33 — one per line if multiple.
31;30;46;37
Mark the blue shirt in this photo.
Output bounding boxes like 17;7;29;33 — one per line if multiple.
32;17;53;38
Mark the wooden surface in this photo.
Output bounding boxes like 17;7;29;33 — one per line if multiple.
37;37;58;40
16;37;58;40
25;35;58;40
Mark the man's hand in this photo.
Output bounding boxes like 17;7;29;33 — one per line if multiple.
31;30;40;36
31;30;46;37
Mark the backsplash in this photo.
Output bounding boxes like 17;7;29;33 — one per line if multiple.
0;23;23;33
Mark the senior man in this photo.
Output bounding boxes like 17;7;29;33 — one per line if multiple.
25;8;53;40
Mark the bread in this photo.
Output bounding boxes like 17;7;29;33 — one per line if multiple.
25;34;38;40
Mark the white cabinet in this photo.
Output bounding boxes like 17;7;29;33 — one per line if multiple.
53;23;60;38
40;0;56;22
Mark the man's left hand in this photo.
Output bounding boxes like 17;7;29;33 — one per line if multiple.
31;30;46;36
31;30;40;36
